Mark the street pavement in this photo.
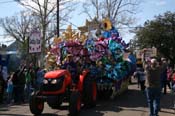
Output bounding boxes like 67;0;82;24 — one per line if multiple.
0;79;175;116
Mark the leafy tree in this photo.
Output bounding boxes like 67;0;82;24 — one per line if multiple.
135;11;175;64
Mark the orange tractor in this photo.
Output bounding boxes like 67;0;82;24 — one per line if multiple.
29;45;97;116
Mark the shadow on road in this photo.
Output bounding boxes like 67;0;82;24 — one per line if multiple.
80;84;175;116
80;89;146;116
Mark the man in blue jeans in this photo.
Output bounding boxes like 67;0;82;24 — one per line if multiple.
144;58;162;116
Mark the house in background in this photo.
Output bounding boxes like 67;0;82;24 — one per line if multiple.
0;41;20;72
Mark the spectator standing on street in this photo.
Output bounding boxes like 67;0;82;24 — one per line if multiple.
36;67;45;90
134;65;146;91
6;73;14;104
28;63;36;89
18;66;26;103
144;58;162;116
0;67;5;104
12;69;20;104
160;58;168;94
167;66;173;89
2;66;8;82
171;70;175;89
25;68;32;101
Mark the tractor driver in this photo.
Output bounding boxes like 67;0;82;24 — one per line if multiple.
63;54;78;83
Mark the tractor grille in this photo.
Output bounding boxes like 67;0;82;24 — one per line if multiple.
42;76;64;92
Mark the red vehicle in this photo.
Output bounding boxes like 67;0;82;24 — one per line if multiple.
29;45;97;116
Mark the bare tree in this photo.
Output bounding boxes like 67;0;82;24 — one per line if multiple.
0;10;36;54
16;0;77;48
16;0;55;50
82;0;140;27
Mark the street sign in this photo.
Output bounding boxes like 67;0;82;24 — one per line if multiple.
29;29;41;53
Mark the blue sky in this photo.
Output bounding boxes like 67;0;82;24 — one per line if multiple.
0;0;175;45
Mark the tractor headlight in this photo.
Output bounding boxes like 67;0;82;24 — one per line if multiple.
43;79;48;84
51;79;57;84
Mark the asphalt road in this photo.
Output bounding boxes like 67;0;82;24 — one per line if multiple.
0;79;175;116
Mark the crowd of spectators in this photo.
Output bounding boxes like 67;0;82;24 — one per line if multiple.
0;63;46;105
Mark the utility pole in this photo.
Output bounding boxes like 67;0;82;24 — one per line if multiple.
57;0;59;37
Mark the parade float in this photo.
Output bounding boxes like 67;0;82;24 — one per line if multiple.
45;18;136;99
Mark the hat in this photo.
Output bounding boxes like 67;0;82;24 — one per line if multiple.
150;58;157;64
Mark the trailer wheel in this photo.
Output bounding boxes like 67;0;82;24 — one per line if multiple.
29;91;44;115
69;91;81;116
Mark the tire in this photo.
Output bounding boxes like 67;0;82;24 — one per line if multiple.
83;77;97;108
29;91;44;115
47;96;62;109
69;91;81;116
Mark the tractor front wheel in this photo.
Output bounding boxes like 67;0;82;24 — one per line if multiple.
29;91;44;115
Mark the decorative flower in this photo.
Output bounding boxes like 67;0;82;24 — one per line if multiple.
102;18;112;31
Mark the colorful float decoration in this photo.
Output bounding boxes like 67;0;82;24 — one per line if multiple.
45;18;136;98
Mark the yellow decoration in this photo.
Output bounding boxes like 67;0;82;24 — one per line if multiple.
45;52;57;70
102;18;112;31
53;37;62;44
62;25;76;41
80;34;86;43
61;25;88;43
72;32;79;40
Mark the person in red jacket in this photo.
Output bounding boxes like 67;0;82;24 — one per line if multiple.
171;69;175;109
167;66;173;89
172;70;175;88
